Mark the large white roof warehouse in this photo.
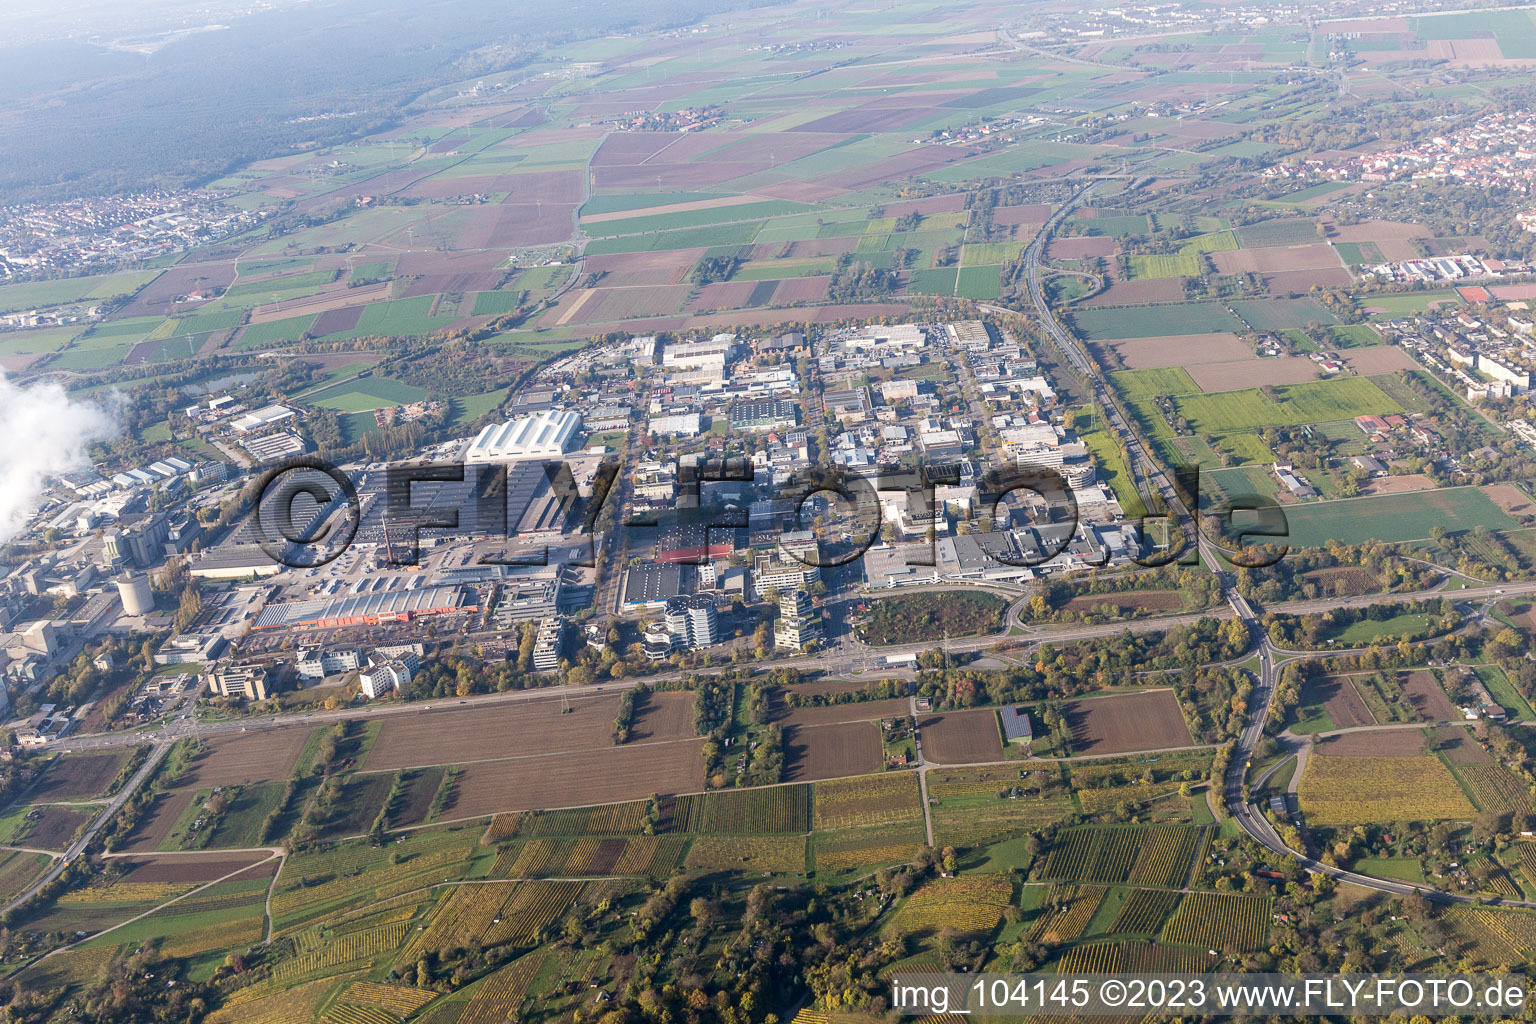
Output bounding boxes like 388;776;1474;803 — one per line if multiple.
465;410;584;463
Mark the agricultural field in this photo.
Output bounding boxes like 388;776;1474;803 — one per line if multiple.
27;748;137;802
1042;825;1205;888
1108;888;1182;935
1161;892;1272;952
685;835;807;874
664;784;810;834
1063;690;1194;756
784;721;884;782
812;772;923;829
886;875;1014;940
1164;376;1401;435
928;770;1076;849
813;825;928;873
15;0;1536;1007
1280;487;1519;548
1298;754;1475;824
918;710;1005;764
1027;884;1107;943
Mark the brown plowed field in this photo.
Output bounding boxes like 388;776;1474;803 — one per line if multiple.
919;709;1004;764
310;305;365;335
364;694;624;770
592;133;682;166
1083;279;1185;306
751;180;849;202
629;691;697;743
1316;730;1425;756
994;204;1052;226
775;697;911;728
1429;726;1492;765
1341;345;1415;374
1266;267;1353;292
1065;690;1193;756
30;750;135;803
885;194;967;217
1188;356;1322;391
1484;484;1536;518
773;276;831;304
122;787;199;852
1050;237;1116;259
1399;671;1459;721
585;249;704;287
193;728;316;787
117;853;276;883
1212;244;1340;275
117;265;239;319
440;740;706;818
783;723;882;782
795;106;934;133
583;195;765;224
570;284;692;321
25;807;92;851
1327;219;1428;242
1360;473;1435;495
1313;676;1375;728
1105;332;1246;369
248;281;389;324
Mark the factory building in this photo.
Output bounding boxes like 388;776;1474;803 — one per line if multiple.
465;410;584;463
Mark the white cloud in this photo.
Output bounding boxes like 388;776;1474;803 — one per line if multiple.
0;372;120;543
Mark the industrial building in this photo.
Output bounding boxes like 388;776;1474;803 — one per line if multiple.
465;410;584;463
252;586;471;630
116;574;155;616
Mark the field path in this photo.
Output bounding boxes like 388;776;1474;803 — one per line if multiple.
911;692;935;847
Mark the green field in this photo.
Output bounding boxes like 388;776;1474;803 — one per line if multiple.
1362;290;1461;317
1167;376;1401;434
1128;252;1202;279
1078;420;1141;509
1412;10;1536;57
1071;214;1148;237
0;271;161;314
1328;324;1381;348
309;377;428;412
1473;665;1536;722
224;269;337;298
1280;487;1519;548
1069;302;1245;340
583;221;764;255
166;310;245;336
961;242;1025;266
472;290;526;316
234;315;317;349
1324;611;1435;645
956;264;1003;299
1109;366;1199;402
1229;297;1338;330
1353;856;1426;883
319;296;457;339
0;326;84;356
907;267;959;295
